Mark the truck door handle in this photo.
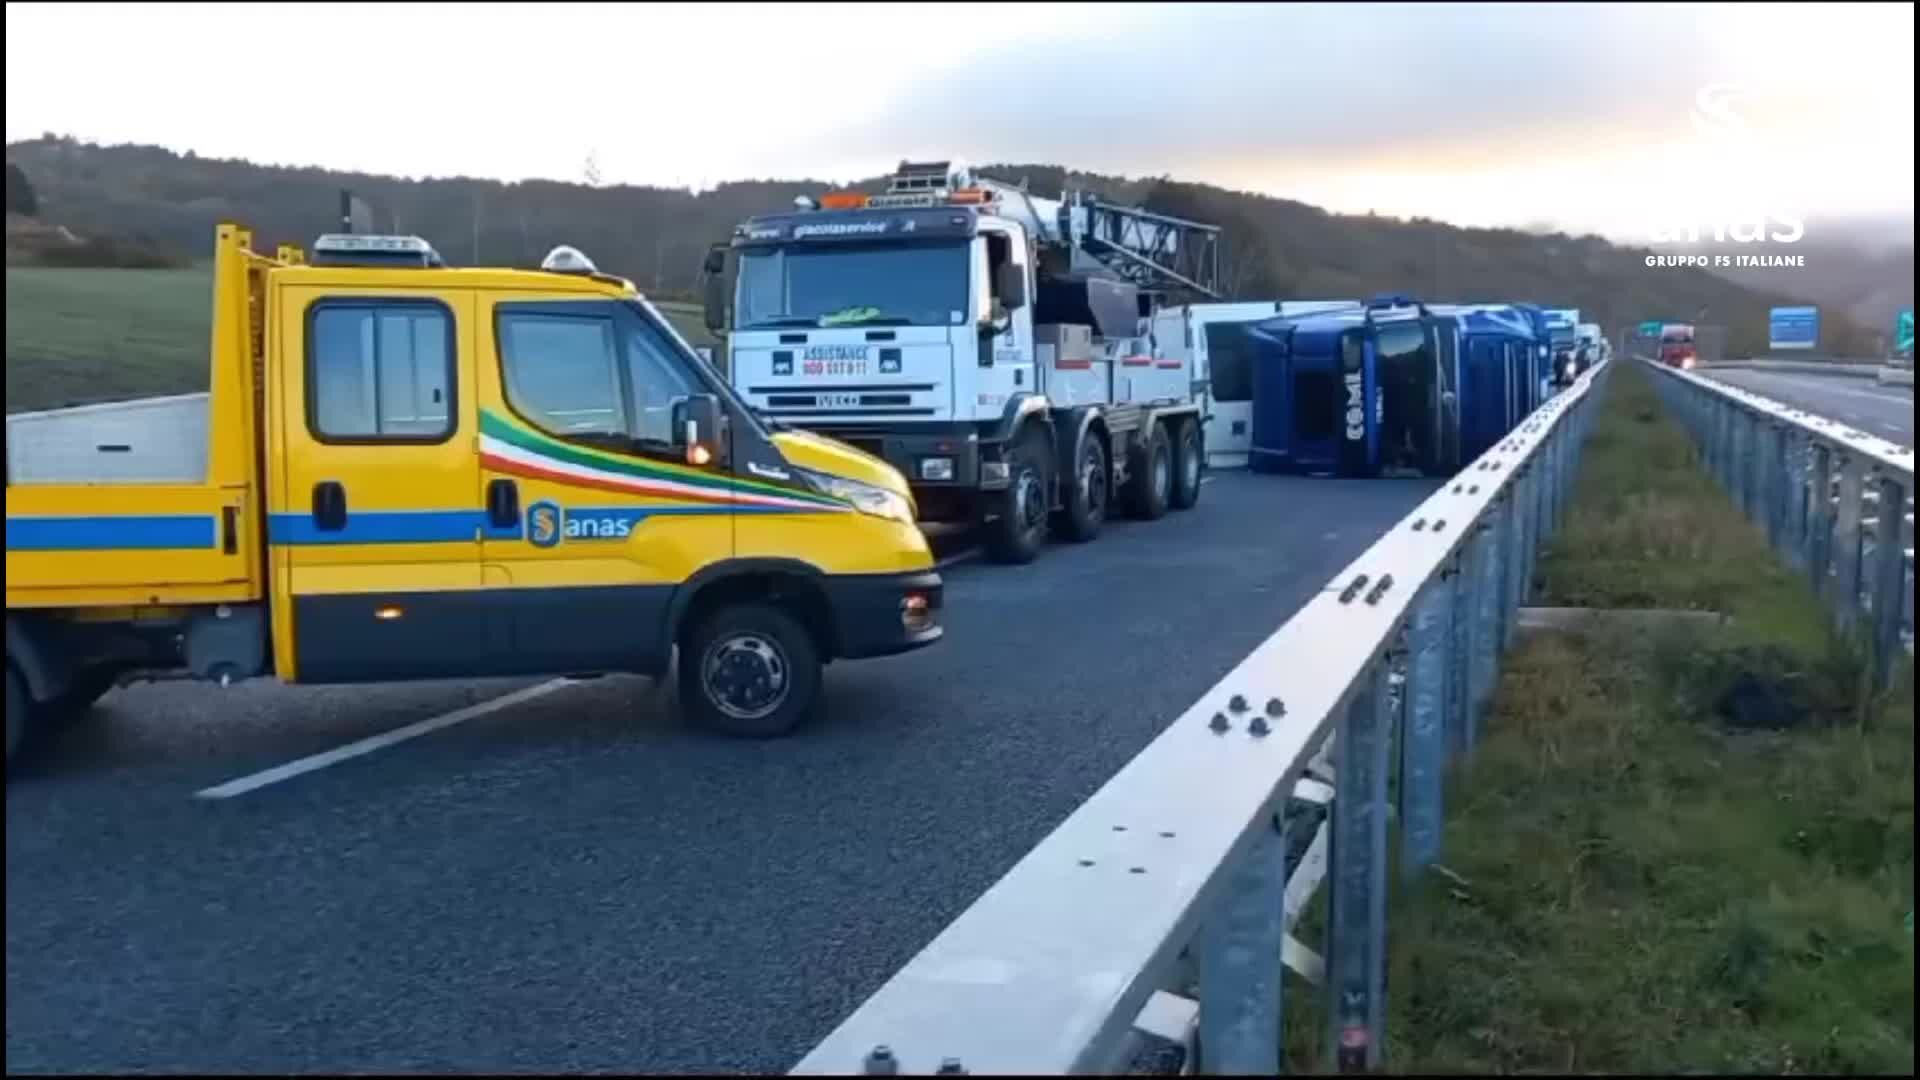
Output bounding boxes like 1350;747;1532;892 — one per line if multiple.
487;478;520;528
311;481;347;531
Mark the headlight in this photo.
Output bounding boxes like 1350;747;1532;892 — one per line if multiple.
798;469;915;525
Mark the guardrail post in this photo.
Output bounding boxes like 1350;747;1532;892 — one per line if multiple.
1197;808;1288;1073
1833;456;1865;629
1807;444;1834;599
1869;474;1908;687
1494;493;1517;650
1521;465;1539;608
1548;429;1565;539
1400;576;1453;877
1716;397;1731;488
1738;409;1758;520
1764;422;1787;553
1783;431;1809;572
1524;462;1543;604
1326;662;1393;1072
1445;549;1472;758
1470;514;1503;735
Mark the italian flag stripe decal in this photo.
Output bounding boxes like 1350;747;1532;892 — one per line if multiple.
479;412;846;512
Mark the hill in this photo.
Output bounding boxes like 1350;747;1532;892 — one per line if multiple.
5;134;1876;358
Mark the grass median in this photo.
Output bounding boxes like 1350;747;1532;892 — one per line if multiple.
1286;362;1914;1073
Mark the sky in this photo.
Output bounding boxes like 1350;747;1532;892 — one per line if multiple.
5;2;1914;246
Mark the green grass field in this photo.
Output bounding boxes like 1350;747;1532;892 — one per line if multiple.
6;266;218;412
5;268;721;414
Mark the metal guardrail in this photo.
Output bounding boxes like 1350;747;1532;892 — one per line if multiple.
1699;359;1888;379
792;361;1614;1076
1644;357;1916;685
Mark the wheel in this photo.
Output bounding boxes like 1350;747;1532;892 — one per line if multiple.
678;603;821;738
985;427;1050;564
1169;417;1203;511
1124;422;1172;520
7;664;27;769
1055;432;1108;543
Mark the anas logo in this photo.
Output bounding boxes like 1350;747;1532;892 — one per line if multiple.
1689;83;1753;146
1643;84;1805;245
527;501;563;549
527;501;637;548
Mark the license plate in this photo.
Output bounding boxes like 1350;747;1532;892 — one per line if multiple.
803;360;868;376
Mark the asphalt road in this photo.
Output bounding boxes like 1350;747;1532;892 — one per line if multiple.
1701;368;1914;446
6;470;1438;1074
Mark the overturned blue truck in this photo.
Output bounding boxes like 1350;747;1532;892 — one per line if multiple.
1244;295;1559;478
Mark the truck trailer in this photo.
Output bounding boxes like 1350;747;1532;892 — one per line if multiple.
706;160;1224;564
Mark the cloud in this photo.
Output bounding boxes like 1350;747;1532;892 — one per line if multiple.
811;3;1707;180
7;2;1910;243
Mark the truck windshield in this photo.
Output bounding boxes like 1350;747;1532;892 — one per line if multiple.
735;242;969;329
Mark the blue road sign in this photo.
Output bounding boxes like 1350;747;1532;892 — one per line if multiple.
1769;306;1819;351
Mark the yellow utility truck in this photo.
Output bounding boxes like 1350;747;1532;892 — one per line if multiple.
5;226;944;766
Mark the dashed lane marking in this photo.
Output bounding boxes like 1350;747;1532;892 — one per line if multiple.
194;679;572;799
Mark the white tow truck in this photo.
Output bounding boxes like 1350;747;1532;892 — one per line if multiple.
704;160;1224;563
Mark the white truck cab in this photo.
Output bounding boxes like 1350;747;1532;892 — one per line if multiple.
707;160;1223;564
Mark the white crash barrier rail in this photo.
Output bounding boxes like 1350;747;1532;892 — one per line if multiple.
792;361;1614;1076
1644;356;1915;684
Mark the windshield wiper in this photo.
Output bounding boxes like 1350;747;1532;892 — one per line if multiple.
747;316;825;328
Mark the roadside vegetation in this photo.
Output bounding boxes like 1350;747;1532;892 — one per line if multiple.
1286;362;1913;1073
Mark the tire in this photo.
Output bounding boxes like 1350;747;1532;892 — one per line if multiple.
1055;432;1109;543
678;602;821;738
1124;422;1172;520
985;426;1050;564
1169;417;1203;511
6;664;26;769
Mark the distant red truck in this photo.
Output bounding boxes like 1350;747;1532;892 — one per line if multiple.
1659;324;1697;369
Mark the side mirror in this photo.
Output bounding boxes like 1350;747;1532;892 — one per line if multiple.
702;245;729;336
995;263;1027;311
672;393;725;467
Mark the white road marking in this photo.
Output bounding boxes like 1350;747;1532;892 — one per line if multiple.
194;679;572;799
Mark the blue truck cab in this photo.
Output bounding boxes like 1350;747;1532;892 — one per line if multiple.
1247;295;1459;478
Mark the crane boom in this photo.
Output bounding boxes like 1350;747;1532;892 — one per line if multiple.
883;161;1223;301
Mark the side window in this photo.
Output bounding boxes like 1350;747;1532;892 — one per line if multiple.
309;303;453;441
499;314;627;438
625;319;699;446
984;232;1011;312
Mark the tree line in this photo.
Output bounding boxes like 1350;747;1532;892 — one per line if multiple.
6;135;1872;354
